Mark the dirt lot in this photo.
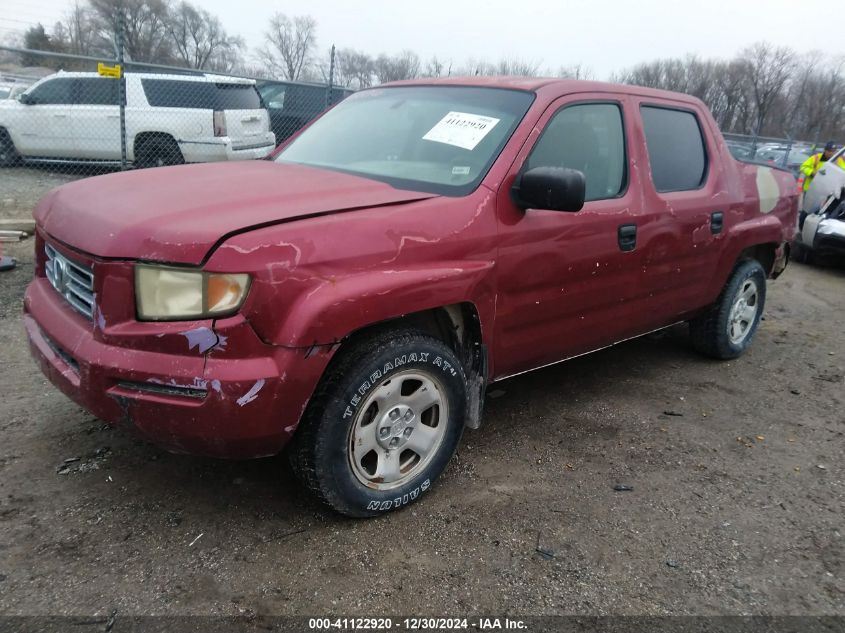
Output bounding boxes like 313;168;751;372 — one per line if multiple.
0;167;843;618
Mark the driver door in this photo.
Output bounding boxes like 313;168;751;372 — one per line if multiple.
15;77;77;157
493;95;649;379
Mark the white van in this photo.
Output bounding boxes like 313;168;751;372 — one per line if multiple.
0;71;276;167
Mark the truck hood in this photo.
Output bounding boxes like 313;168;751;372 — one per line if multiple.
35;161;438;265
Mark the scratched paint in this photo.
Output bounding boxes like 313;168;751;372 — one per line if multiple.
182;327;220;354
92;303;106;332
236;379;265;406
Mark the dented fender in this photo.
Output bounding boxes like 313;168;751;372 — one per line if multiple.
266;262;495;347
205;188;500;351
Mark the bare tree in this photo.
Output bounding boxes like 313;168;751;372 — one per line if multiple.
460;57;541;77
712;60;750;132
332;48;374;88
166;2;243;70
260;13;317;81
51;1;97;56
555;63;594;80
88;0;174;63
373;50;421;83
422;56;451;78
741;42;795;135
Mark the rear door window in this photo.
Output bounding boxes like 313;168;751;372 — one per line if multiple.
76;78;119;105
141;79;261;109
640;106;708;192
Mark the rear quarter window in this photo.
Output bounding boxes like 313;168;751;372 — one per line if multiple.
141;79;261;109
640;105;708;192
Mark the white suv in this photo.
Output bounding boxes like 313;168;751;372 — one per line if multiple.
0;71;276;167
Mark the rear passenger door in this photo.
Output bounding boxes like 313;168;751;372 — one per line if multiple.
634;102;726;321
71;77;121;160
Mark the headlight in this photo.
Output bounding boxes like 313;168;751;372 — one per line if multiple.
135;265;251;321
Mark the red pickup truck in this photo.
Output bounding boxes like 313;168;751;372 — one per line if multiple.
24;77;797;516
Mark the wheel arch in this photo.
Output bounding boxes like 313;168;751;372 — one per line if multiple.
132;131;179;162
739;242;779;276
311;301;489;431
705;213;787;304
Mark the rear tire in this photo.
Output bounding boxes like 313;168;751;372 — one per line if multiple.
134;136;184;169
689;259;767;360
289;329;467;517
0;129;20;167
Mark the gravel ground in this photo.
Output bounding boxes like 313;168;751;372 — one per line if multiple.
0;167;78;221
0;167;842;618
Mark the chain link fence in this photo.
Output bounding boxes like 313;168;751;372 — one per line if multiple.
0;44;352;179
722;132;828;177
2;41;835;188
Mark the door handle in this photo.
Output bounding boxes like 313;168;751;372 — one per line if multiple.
53;113;68;118
618;223;637;252
710;211;724;234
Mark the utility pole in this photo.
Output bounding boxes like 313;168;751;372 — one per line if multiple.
326;44;336;109
117;8;127;170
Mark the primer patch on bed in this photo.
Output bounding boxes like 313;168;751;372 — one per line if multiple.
756;166;779;214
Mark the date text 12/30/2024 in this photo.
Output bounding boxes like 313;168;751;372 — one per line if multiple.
308;618;528;630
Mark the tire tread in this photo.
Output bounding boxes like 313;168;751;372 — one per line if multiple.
289;328;461;517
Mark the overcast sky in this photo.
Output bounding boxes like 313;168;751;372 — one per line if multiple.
3;0;842;78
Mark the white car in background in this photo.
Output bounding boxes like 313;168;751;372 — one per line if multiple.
0;71;275;168
0;81;29;100
793;147;845;263
802;146;845;213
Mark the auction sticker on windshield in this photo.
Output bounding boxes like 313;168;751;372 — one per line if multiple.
423;111;500;151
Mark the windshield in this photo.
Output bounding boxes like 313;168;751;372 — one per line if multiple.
275;85;535;195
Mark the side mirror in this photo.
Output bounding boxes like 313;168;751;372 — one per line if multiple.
512;166;586;212
18;93;34;105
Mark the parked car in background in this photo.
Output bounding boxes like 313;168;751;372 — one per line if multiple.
802;146;845;213
794;185;845;263
754;145;813;176
25;78;797;517
0;81;29;100
0;71;275;167
726;140;755;161
258;81;352;145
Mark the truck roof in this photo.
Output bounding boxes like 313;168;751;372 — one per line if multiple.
384;75;705;107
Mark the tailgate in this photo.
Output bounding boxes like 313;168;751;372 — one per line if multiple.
224;108;272;148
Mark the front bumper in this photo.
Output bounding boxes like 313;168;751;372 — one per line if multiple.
24;272;331;459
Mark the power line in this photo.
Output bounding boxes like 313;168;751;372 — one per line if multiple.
0;18;45;27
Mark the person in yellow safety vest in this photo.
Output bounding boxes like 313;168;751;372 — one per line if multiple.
800;141;845;192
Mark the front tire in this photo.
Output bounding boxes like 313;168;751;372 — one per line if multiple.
0;129;20;167
689;259;767;359
290;329;467;517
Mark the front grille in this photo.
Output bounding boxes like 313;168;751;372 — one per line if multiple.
45;243;95;319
